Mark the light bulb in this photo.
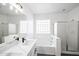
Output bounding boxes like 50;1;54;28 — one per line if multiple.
10;5;13;10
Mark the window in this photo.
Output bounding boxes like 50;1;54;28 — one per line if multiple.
36;20;50;34
19;21;28;33
19;20;33;34
9;24;16;34
27;20;33;34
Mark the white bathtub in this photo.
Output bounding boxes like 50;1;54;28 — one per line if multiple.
36;38;61;56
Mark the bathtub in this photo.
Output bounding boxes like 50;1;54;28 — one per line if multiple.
36;37;61;56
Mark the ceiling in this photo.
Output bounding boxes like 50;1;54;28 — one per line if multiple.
23;3;79;14
0;3;23;16
0;3;79;15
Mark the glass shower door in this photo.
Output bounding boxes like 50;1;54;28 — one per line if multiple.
67;21;78;52
54;21;79;52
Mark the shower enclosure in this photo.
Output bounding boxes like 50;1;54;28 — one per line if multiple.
54;21;79;54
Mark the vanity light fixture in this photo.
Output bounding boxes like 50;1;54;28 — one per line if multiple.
16;3;23;9
15;3;23;13
9;3;24;13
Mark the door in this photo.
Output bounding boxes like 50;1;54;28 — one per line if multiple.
55;21;78;51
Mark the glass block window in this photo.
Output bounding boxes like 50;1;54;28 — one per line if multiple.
36;20;50;34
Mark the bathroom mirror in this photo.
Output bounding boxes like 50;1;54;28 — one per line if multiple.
0;3;25;44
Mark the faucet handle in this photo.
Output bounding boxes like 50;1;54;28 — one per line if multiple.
22;37;26;43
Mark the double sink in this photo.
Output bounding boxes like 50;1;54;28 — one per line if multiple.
0;39;36;56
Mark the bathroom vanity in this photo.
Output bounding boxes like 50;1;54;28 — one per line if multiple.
0;39;37;56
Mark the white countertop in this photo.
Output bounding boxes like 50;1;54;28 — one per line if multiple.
0;39;37;56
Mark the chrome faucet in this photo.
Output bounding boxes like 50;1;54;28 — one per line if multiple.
22;38;26;43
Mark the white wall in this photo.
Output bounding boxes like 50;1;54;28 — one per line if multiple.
68;6;79;21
